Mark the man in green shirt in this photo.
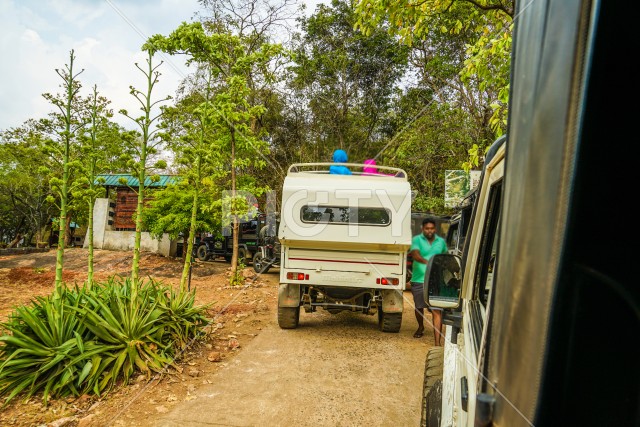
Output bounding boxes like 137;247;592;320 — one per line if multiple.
409;218;448;343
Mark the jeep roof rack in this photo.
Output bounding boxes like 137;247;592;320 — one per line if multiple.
286;162;407;179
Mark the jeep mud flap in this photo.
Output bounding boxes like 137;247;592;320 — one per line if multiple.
381;289;403;313
278;283;301;307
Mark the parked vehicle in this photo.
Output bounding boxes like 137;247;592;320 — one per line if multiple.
277;162;412;332
195;214;263;263
420;1;635;426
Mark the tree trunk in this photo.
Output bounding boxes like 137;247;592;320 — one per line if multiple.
230;129;239;284
180;190;199;292
132;177;144;287
87;198;95;287
65;215;73;247
54;50;78;290
8;234;22;248
183;232;189;260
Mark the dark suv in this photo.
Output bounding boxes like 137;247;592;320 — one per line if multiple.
195;214;264;263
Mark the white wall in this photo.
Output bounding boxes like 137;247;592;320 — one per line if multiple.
101;230;173;257
90;198;110;247
85;198;177;257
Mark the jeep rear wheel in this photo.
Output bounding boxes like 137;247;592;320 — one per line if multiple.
238;248;247;263
421;347;444;427
253;252;270;274
378;311;402;333
278;305;300;329
196;244;209;261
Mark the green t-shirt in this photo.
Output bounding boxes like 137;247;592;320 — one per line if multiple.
410;233;448;285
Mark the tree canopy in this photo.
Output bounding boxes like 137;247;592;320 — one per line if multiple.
0;0;519;255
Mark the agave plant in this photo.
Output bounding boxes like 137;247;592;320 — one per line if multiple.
0;277;210;406
155;286;211;351
0;286;107;405
76;278;175;393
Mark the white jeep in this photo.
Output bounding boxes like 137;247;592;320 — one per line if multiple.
277;162;412;332
419;0;635;426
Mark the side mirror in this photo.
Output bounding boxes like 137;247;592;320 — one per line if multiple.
425;254;462;309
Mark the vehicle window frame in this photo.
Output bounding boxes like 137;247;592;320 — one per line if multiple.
473;181;503;308
468;178;503;357
299;205;391;226
446;219;460;253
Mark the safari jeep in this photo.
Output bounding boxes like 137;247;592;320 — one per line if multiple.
277;162;412;332
420;1;635;426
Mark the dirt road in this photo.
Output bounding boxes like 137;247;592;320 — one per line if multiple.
145;300;427;427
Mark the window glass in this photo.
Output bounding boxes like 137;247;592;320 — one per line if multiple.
475;182;502;307
300;205;390;225
240;220;258;238
446;222;460;252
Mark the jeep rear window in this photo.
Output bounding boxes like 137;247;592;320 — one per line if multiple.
300;205;390;225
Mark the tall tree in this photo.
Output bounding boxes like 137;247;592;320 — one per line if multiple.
147;21;280;284
75;86;126;287
0;124;56;247
354;0;513;169
41;50;87;289
120;50;170;286
289;0;409;160
154;70;221;290
196;0;300;213
385;94;477;213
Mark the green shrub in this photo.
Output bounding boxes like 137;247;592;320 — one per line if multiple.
0;278;210;407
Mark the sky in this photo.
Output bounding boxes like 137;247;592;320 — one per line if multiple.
0;0;327;133
0;0;203;131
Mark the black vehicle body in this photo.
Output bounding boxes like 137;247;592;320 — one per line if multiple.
195;215;264;263
421;1;636;426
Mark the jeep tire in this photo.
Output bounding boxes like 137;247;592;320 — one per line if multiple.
421;347;444;427
277;305;300;329
238;248;247;264
196;244;209;262
253;252;269;274
378;311;402;333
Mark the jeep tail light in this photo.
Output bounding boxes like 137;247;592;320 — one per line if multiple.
376;277;399;286
287;272;309;281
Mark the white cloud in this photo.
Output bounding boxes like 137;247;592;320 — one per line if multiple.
0;0;325;132
0;0;200;131
21;28;42;44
